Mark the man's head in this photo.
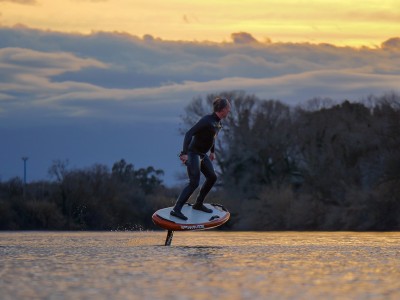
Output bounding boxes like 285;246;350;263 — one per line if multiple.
213;97;231;119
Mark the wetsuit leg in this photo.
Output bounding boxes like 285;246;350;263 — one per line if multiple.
195;155;217;204
173;153;201;212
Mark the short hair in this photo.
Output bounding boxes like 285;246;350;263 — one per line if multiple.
213;97;229;112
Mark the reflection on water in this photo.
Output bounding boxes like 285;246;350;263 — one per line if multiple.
1;231;399;299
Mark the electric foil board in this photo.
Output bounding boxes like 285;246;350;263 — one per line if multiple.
152;203;230;246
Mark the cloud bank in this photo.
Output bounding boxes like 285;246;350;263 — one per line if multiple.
1;27;399;123
1;26;400;184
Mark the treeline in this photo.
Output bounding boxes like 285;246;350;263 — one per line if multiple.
182;91;400;230
0;159;176;230
1;92;399;230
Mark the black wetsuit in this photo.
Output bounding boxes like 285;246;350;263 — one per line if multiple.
182;113;222;155
173;113;222;212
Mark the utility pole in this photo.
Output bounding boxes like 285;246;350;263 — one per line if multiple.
22;157;28;199
22;157;28;184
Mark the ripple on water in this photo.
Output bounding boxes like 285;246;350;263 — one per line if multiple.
0;231;399;299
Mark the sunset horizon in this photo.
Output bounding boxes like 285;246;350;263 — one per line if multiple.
1;0;399;47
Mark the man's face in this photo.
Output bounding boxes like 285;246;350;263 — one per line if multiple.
221;103;231;119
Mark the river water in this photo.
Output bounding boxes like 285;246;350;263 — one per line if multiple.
0;231;399;299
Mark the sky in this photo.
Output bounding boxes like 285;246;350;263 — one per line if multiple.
1;0;400;186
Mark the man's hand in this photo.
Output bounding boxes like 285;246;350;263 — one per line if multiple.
209;152;215;161
180;154;188;164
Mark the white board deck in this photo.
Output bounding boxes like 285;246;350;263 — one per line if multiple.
156;203;227;224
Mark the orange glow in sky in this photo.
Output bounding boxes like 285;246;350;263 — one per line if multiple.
1;0;399;46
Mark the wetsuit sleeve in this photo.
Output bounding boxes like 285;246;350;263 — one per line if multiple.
182;118;208;154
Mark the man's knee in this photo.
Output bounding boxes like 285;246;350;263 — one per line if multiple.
208;173;217;184
188;178;200;190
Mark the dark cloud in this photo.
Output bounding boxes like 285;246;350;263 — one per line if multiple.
381;37;400;50
182;14;200;24
231;32;259;44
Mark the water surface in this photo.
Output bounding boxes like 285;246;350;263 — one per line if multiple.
1;231;399;299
